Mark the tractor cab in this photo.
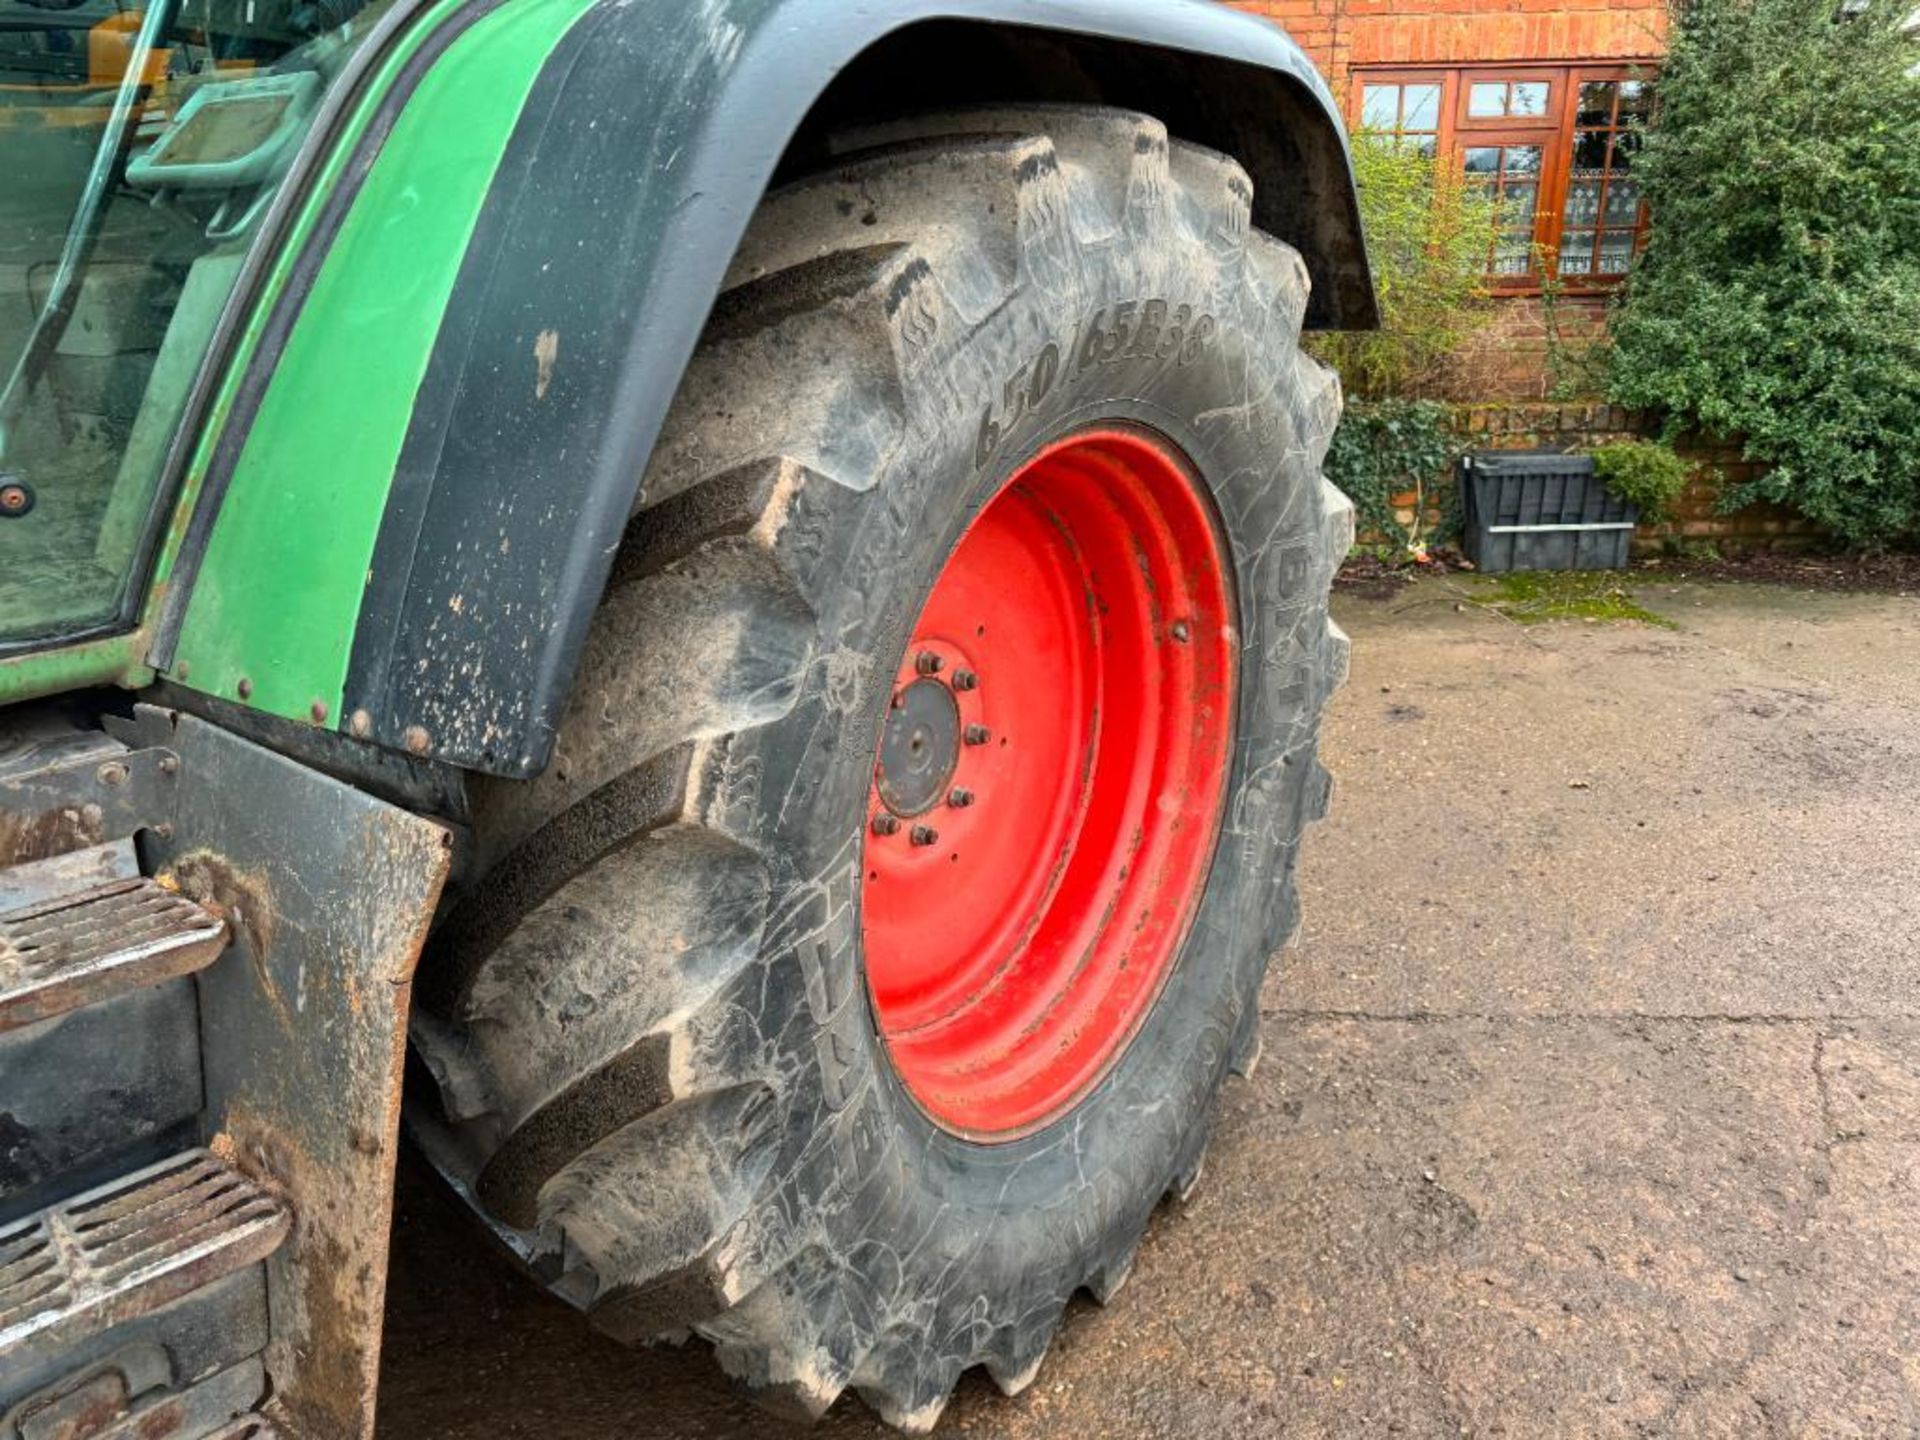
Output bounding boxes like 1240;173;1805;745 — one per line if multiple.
0;0;377;649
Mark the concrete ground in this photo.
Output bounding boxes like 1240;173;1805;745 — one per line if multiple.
378;575;1920;1438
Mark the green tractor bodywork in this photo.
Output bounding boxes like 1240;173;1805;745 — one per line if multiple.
0;0;601;699
153;0;601;723
0;0;1373;743
0;0;1372;1434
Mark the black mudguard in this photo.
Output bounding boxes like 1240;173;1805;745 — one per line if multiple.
339;0;1376;779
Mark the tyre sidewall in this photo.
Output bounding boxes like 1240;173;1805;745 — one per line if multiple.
702;233;1340;1307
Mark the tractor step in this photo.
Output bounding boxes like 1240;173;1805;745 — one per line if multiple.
0;1150;290;1371
0;876;228;1032
0;707;452;1437
11;1358;270;1440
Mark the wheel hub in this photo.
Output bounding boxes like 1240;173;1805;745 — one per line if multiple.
875;677;961;817
861;427;1236;1140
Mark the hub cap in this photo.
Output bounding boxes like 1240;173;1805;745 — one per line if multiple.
861;427;1237;1138
875;678;961;817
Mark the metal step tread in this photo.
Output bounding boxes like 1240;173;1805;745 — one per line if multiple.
0;1150;290;1360
0;875;227;1030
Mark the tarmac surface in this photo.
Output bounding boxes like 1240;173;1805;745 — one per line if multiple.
379;574;1920;1438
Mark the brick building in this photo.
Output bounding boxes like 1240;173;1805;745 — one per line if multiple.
1240;0;1667;100
1238;0;1666;396
1229;1;1811;547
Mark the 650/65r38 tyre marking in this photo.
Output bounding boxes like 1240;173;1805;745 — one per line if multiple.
410;102;1351;1432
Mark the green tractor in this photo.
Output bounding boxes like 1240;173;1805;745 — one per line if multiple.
0;0;1373;1432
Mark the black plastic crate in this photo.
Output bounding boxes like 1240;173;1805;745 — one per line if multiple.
1460;451;1638;573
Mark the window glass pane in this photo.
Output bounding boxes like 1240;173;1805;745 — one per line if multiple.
1597;230;1637;274
1403;84;1442;131
0;0;390;645
1559;232;1596;275
1504;144;1544;176
1405;134;1438;158
1362;84;1402;130
1571;129;1611;171
1577;82;1617;126
1616;79;1652;118
1463;140;1547;280
1603;178;1642;223
1564;177;1603;226
1511;82;1550;117
1468;82;1508;118
1492;230;1533;275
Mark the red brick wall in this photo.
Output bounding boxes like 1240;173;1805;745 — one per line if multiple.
1234;2;1352;89
1437;294;1609;402
1225;1;1668;100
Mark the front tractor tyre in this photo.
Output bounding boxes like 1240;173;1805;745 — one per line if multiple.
411;104;1351;1430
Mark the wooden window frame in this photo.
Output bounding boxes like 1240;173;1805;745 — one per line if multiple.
1551;65;1655;290
1455;68;1562;132
1355;69;1450;153
1460;128;1559;286
1349;62;1657;296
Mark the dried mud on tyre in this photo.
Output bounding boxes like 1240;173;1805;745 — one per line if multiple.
410;103;1351;1432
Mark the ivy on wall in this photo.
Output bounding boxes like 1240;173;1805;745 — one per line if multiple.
1324;399;1459;556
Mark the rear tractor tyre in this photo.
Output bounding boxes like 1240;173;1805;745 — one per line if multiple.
411;103;1351;1430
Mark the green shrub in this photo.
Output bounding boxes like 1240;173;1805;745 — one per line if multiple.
1323;398;1458;556
1589;439;1691;525
1314;134;1500;400
1607;0;1920;546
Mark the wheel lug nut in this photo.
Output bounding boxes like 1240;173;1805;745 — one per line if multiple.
964;724;991;746
952;669;978;691
910;825;939;846
871;813;900;836
949;788;974;808
915;650;945;675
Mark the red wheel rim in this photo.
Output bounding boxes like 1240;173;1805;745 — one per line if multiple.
861;427;1236;1138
